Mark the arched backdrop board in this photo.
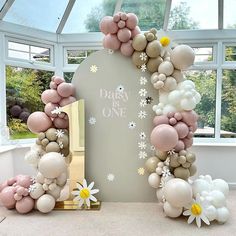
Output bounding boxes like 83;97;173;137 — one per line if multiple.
73;49;158;201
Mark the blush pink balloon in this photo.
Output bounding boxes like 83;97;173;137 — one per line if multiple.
59;96;76;107
103;34;121;50
0;180;9;192
27;112;52;133
100;16;118;34
57;82;75;98
41;89;61;104
187;131;194;139
113;13;121;23
131;26;141;39
16;175;32;188
7;177;16;186
44;103;59;118
53;117;69;129
15;196;34;214
49;81;57;90
174;121;189;139
120;13;128;21
53;76;65;85
174;112;182;121
174;140;185;152
181;111;198;126
126;13;138;30
0;186;16;209
58;112;66;119
190;122;198;132
169;117;177;125
117;28;131;42
120;41;134;57
153;115;169;126
183;137;193;149
150;124;179;151
118;20;126;28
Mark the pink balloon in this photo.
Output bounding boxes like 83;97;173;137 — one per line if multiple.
169;117;177;125
41;89;61;104
181;111;198;126
120;40;134;57
59;96;76;107
118;20;126;29
117;28;131;43
44;103;59;118
183;137;193;149
103;34;121;50
121;13;128;21
131;26;141;39
113;14;121;23
174;112;182;121
126;13;138;30
57;82;75;98
49;81;57;90
53;117;69;129
27;112;52;133
174;121;189;139
58;112;66;119
0;186;16;209
174;140;185;152
187;131;194;139
150;124;179;151
14;193;22;201
16;175;32;188
16;187;25;195
100;16;118;34
16;196;34;214
7;177;16;186
153;115;169;126
53;76;65;85
190;122;198;132
0;180;8;192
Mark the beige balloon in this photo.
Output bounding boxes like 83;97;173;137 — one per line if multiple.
41;138;49;146
163;76;177;91
169;154;181;168
45;142;60;153
47;185;62;200
38;132;45;140
45;128;57;141
36;194;56;213
132;51;148;66
57;135;69;148
186;152;196;163
174;167;190;180
147;57;163;73
158;61;174;76
30;183;45;199
132;34;147;51
163;201;183;218
56;172;68;187
172;69;184;83
156;150;167;161
189;164;197;176
36;172;45;184
146;40;161;58
148;173;161;188
145;156;160;173
177;155;186;165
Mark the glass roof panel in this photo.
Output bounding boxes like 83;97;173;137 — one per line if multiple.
224;0;236;29
4;0;69;32
63;0;116;34
121;0;166;31
0;0;6;11
168;0;218;30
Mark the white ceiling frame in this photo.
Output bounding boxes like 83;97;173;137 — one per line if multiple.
113;0;123;15
56;0;76;34
218;0;224;30
0;0;15;20
163;0;172;31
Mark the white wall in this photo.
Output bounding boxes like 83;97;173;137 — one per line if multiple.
0;146;235;188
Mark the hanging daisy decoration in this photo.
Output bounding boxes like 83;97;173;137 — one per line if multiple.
183;194;210;228
72;179;99;208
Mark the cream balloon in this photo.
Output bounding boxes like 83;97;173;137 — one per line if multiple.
192;179;211;198
163;201;183;218
30;183;45;199
36;194;55;213
163;178;192;208
148;173;161;188
156;188;164;202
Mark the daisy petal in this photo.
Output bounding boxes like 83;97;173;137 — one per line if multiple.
76;183;83;191
73;196;80;201
187;215;195;224
83;179;87;188
88;181;94;190
201;214;210;225
90;189;99;194
79;199;84;207
196;217;201;228
71;191;79;195
183;210;191;216
86;198;90;207
89;195;97;202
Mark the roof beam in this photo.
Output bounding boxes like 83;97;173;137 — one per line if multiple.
218;0;224;30
56;0;76;34
113;0;123;15
0;0;15;20
163;0;172;31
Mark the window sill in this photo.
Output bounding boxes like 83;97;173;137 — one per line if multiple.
193;142;236;147
0;142;34;154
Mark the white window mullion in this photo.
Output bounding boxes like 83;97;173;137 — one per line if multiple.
54;40;63;77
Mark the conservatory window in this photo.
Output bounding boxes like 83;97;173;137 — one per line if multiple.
224;0;236;29
192;47;214;63
66;49;97;65
224;45;236;62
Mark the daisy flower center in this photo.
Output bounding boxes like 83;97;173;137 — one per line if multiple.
80;188;90;199
191;203;202;216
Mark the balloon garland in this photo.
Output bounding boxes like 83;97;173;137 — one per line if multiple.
99;12;230;227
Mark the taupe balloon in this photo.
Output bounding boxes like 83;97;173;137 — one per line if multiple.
56;172;67;187
61;148;70;157
158;61;174;76
45;142;60;153
145;156;160;173
38;132;45;140
186;153;196;163
132;34;147;51
177;155;186;165
174;167;190;180
189;164;197;176
41;138;49;146
146;40;161;58
57;135;69;148
147;57;163;73
182;162;191;168
47;185;62;200
45;128;57;141
169;154;180;168
132;51;148;66
156;150;167;161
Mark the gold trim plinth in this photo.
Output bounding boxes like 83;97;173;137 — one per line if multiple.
54;201;101;210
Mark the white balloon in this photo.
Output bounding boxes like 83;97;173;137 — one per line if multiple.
163;104;177;115
180;98;196;110
56;172;68;187
192;179;211;198
210;190;226;208
30;183;45;200
163;201;183;218
39;152;67;179
156;188;164;202
205;205;217;221
163;178;192;208
217;207;230;223
36;194;55;213
212;179;229;196
168;90;181;105
148;173;161;188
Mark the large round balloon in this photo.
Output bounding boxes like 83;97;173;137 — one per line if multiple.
36;194;56;213
0;186;16;209
150;124;178;151
15;196;34;214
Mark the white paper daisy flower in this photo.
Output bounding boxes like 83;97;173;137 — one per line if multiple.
140;52;148;61
72;179;99;208
55;129;64;138
116;85;125;93
139;88;147;97
51;106;63;115
139;151;147;159
140;64;147;72
128;121;136;129
183;194;210;228
140;76;147;85
90;65;98;73
138;167;145;175
138;141;147;150
139;132;146;140
138;110;147;119
140;99;147;107
88;117;96;125
107;173;115;182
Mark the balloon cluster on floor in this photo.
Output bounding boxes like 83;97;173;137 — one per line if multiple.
100;12;230;227
0;76;76;214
